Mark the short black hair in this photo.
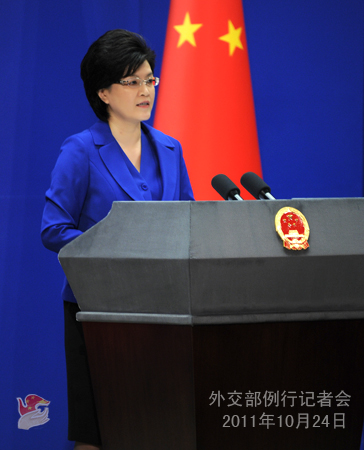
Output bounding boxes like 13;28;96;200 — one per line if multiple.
80;29;156;122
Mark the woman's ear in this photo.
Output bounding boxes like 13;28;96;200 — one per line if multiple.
98;88;109;104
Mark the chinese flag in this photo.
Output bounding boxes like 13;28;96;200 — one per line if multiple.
154;0;262;200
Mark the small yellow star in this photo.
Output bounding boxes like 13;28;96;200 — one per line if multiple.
219;20;243;56
174;12;203;47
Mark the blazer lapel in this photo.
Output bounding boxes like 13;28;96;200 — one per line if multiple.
142;124;177;201
90;122;145;201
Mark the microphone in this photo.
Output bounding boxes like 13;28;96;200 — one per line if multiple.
240;172;276;200
211;174;244;201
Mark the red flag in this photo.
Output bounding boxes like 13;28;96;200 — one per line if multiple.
154;0;262;200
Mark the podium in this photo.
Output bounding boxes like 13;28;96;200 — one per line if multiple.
59;199;364;450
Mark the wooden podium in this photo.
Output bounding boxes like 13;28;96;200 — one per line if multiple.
59;199;364;450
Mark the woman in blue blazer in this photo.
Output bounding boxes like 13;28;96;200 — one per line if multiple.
41;29;194;450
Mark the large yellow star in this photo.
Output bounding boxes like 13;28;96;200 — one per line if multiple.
219;20;244;56
174;12;203;47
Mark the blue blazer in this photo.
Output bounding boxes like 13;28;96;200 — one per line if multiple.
41;121;194;300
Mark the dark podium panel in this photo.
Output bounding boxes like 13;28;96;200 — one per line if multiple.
59;200;364;450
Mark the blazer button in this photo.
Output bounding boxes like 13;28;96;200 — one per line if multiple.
141;183;148;191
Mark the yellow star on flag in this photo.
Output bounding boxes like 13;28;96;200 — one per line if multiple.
174;12;203;47
219;20;243;56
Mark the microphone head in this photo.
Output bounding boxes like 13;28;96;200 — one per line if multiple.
211;174;241;200
240;172;271;199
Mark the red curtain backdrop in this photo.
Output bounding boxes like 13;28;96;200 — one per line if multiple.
154;0;262;200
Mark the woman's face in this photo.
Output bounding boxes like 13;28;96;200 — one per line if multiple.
98;60;155;126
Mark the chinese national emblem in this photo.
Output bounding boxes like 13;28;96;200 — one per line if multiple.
275;207;310;250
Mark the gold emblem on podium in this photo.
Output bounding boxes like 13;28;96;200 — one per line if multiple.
275;207;310;250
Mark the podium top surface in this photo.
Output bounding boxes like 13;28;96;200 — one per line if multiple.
58;199;364;324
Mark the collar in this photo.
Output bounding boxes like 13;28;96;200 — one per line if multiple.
89;120;176;151
89;121;178;201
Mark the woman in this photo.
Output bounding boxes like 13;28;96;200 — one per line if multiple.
41;29;194;450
